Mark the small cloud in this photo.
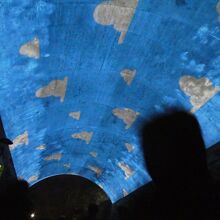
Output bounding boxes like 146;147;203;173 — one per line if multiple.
94;0;139;44
120;69;136;85
122;188;129;197
72;131;93;144
90;151;98;158
36;145;46;150
88;165;103;177
179;75;220;112
69;111;81;120
10;131;29;150
44;153;62;161
125;143;134;153
19;37;40;59
118;162;134;180
27;175;39;183
36;77;68;102
113;108;139;129
64;163;71;168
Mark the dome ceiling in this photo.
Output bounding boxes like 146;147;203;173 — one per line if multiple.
1;0;220;202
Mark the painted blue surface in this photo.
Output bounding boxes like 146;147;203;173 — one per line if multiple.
1;0;220;202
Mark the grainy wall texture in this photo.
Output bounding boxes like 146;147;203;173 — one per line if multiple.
1;0;220;202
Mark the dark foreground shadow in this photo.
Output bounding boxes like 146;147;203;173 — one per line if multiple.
140;109;220;220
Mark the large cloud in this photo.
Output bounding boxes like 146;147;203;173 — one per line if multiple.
94;0;138;44
179;75;220;112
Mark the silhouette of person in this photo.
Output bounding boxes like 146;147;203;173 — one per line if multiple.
140;109;220;220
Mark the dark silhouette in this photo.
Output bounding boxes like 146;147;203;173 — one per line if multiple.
140;109;220;220
2;110;220;220
82;204;99;220
0;179;31;220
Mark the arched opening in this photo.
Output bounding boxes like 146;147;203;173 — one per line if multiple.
29;174;111;220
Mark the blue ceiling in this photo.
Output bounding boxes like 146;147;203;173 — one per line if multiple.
1;0;220;202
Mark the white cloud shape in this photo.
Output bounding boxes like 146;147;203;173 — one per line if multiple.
72;131;93;144
112;108;139;129
19;37;40;59
94;0;138;44
27;175;39;183
69;111;81;120
36;77;68;102
120;69;136;85
125;143;134;153
179;75;220;112
10;131;29;150
88;165;103;177
118;162;134;180
44;153;62;161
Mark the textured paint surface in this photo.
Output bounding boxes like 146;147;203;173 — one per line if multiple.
1;0;220;203
125;143;134;153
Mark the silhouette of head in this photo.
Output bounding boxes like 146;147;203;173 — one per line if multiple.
141;109;209;191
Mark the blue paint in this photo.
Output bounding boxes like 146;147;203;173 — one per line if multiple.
0;0;220;202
